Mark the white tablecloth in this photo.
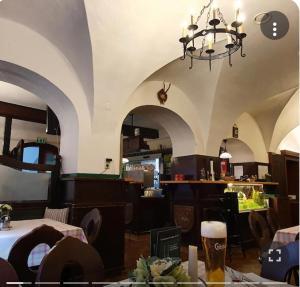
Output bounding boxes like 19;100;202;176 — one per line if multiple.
273;225;300;245
0;218;87;266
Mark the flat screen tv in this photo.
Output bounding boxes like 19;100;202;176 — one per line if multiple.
46;107;60;135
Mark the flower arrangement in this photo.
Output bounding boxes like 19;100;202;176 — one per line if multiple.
130;257;191;287
0;204;12;217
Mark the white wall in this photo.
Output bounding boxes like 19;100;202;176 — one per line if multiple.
277;125;300;153
223;138;255;163
227;113;268;163
270;90;299;152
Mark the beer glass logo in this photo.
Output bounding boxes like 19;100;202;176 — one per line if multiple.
214;243;226;251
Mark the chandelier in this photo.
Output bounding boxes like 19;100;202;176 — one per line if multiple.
179;0;247;70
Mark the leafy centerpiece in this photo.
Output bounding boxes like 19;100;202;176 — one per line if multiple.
130;257;191;287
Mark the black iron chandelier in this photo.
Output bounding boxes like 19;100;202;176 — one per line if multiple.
179;0;247;71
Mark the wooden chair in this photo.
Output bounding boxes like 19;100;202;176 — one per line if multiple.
248;211;272;253
80;208;102;245
261;241;299;285
8;224;64;284
44;207;69;223
0;258;19;287
36;236;104;286
266;208;280;236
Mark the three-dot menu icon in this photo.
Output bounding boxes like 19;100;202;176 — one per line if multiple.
261;11;289;40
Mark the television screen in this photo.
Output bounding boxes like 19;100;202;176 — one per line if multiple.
46;107;60;135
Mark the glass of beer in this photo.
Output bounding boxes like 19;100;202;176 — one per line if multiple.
201;221;227;287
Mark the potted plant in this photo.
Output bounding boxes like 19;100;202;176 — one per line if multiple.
0;204;12;230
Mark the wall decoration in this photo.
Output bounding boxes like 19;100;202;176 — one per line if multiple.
157;81;171;105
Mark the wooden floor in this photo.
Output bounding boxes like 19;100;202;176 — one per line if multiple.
107;232;261;281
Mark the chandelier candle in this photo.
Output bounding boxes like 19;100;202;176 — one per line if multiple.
188;245;198;282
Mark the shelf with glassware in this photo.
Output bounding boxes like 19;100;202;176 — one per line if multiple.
224;183;270;213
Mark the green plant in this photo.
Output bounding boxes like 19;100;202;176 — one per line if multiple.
129;257;191;287
0;204;12;217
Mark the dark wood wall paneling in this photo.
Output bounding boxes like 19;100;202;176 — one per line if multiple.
0;101;46;124
268;151;299;227
2;117;12;155
170;154;221;180
60;177;127;276
232;162;269;179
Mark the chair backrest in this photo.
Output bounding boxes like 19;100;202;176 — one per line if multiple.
261;241;299;283
0;258;19;287
266;208;280;236
248;211;272;251
36;236;104;285
8;224;64;284
44;207;69;223
80;208;102;245
203;207;226;223
150;226;181;258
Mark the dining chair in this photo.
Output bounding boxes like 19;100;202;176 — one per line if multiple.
261;241;299;285
80;208;102;245
44;207;69;223
36;236;104;285
266;208;280;236
248;211;272;254
0;258;19;287
8;224;64;284
203;206;246;261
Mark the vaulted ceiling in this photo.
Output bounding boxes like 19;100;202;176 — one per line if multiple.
0;0;298;171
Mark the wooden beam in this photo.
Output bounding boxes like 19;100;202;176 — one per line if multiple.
0;101;46;124
2;117;12;155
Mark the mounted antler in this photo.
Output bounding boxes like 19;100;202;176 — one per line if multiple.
157;81;171;105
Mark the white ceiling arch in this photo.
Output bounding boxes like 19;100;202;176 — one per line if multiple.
0;60;79;173
124;105;198;158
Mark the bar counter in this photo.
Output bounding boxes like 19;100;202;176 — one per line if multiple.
160;180;279;246
161;180;279;185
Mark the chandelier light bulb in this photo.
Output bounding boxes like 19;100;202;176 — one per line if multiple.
234;0;242;10
212;1;218;19
207;33;214;50
178;0;247;71
237;13;245;23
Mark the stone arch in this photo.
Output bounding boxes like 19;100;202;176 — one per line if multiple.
221;138;255;163
119;80;205;156
270;89;299;152
121;105;198;158
0;60;79;172
277;125;300;153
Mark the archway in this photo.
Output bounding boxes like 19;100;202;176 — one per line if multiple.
277;126;300;153
121;105;197;181
0;60;79;172
220;138;255;164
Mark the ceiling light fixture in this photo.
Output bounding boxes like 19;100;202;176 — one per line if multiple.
179;0;247;71
220;139;232;159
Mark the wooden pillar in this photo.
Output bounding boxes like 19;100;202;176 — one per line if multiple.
2;117;12;155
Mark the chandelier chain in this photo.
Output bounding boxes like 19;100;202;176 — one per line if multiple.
216;8;228;26
199;7;212;56
195;0;214;25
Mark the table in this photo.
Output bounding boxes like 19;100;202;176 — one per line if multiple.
108;261;293;287
273;225;300;245
0;218;87;266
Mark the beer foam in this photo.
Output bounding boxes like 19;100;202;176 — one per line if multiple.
201;221;227;238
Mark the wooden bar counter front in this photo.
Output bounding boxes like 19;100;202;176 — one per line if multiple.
160;180;279;246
